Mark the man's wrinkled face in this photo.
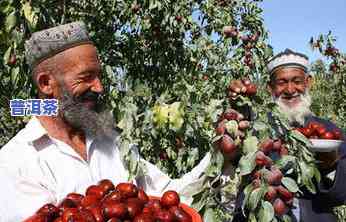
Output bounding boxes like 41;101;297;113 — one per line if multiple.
52;44;115;138
269;67;311;108
56;44;104;108
268;67;313;126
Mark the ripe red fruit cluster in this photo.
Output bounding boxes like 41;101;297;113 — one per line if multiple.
24;180;193;222
252;165;284;187
273;198;288;216
259;138;288;157
253;169;293;216
214;109;250;158
255;151;273;167
252;168;294;207
244;54;253;68
296;122;342;140
223;26;238;38
251;136;295;217
329;62;339;72
271;184;294;216
324;46;339;57
252;176;293;216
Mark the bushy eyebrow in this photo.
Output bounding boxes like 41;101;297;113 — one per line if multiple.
276;76;305;81
77;66;101;77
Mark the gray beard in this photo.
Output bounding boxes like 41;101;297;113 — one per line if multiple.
273;91;313;127
58;89;117;140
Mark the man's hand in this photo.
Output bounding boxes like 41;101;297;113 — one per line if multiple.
228;78;255;99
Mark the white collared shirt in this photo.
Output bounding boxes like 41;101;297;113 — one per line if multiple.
0;117;210;221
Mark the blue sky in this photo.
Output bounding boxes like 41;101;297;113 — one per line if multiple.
260;0;346;62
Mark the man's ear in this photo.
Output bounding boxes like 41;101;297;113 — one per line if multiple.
35;72;57;96
267;82;274;95
306;74;313;90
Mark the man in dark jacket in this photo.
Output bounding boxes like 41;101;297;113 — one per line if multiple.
229;49;346;222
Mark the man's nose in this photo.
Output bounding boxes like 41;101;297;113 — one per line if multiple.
285;82;296;95
90;77;104;94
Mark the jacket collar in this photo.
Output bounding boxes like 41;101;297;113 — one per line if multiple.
22;117;49;145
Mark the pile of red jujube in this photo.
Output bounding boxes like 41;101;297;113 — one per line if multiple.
253;138;294;216
24;180;193;222
296;121;342;140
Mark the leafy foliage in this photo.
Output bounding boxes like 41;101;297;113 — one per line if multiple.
309;33;346;131
1;1;346;221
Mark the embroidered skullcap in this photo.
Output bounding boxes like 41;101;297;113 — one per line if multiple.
267;49;309;75
25;21;93;69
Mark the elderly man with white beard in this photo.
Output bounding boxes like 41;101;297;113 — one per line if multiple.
0;22;212;221
230;49;346;222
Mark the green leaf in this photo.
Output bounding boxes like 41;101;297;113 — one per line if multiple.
243;136;258;154
249;187;265;211
259;201;274;222
22;2;37;28
303;176;316;194
242;183;254;212
203;208;217;222
105;65;114;77
249;212;257;222
282;177;299;193
168;102;184;131
186;147;199;168
300;161;314;178
290;130;311;146
314;166;321;183
191;189;210;212
11;66;20;85
239;152;256;175
300;162;317;194
120;139;142;180
299;162;316;193
236;95;253;107
129;152;139;178
282;215;292;222
3;46;11;65
275;155;296;169
225;120;238;136
205;150;224;177
117;118;127;130
212;135;222;143
205;99;224;122
5;11;16;32
152;103;169;127
253;121;268;132
149;0;158;10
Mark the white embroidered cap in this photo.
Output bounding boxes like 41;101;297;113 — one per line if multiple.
267;49;309;75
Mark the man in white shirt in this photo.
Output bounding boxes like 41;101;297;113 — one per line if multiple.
0;21;211;221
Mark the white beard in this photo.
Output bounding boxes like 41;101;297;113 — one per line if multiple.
273;91;313;126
